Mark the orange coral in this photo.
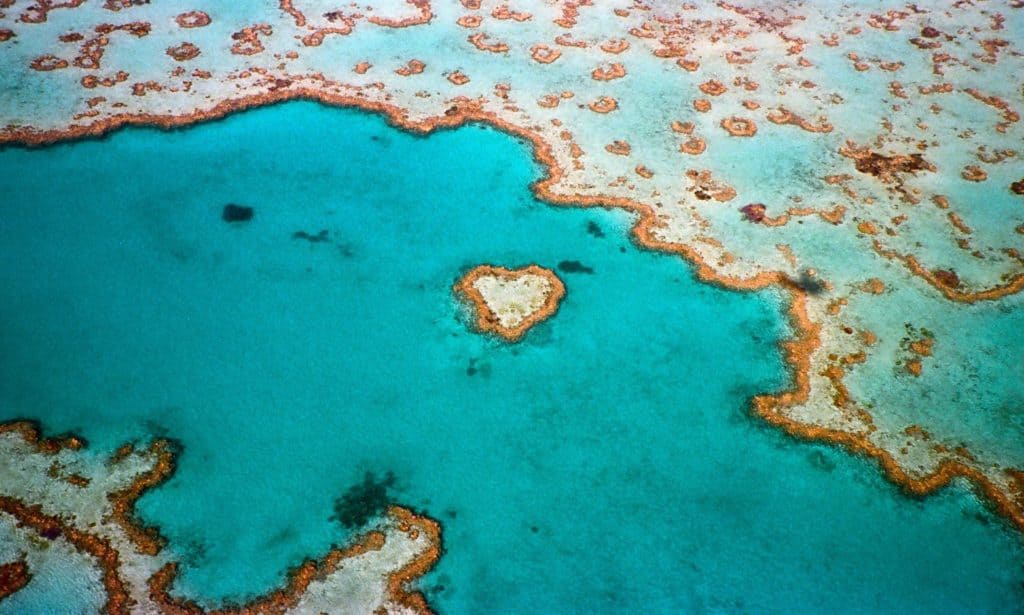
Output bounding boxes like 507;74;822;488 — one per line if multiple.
720;116;757;137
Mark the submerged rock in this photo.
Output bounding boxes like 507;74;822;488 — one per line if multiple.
332;471;396;529
557;260;594;274
292;229;330;243
740;203;767;223
222;204;254;223
852;152;932;178
932;268;962;288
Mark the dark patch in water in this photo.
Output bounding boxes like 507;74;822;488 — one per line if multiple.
331;471;396;529
184;539;209;564
337;243;356;258
425;573;452;596
292;229;330;243
807;450;836;473
795;270;826;295
558;260;594;274
222;204;254;223
586;220;605;238
740;203;766;223
265;526;297;547
465;358;492;378
854;151;931;177
142;417;174;439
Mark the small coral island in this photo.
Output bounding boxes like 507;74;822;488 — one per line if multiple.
454;265;565;342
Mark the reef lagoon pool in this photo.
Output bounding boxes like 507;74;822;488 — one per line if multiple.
1;102;1022;613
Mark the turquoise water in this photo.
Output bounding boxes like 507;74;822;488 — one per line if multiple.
1;102;1022;613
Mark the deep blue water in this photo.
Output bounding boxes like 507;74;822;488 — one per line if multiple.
0;101;1022;613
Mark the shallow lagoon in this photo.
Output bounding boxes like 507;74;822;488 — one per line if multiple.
1;102;1022;613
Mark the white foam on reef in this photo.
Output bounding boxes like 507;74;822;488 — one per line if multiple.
0;0;1022;573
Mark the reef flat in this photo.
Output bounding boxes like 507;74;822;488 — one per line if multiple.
3;0;1018;531
0;423;439;614
1;97;1023;612
454;264;565;341
0;0;1023;611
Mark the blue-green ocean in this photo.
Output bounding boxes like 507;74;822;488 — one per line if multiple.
1;102;1022;613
